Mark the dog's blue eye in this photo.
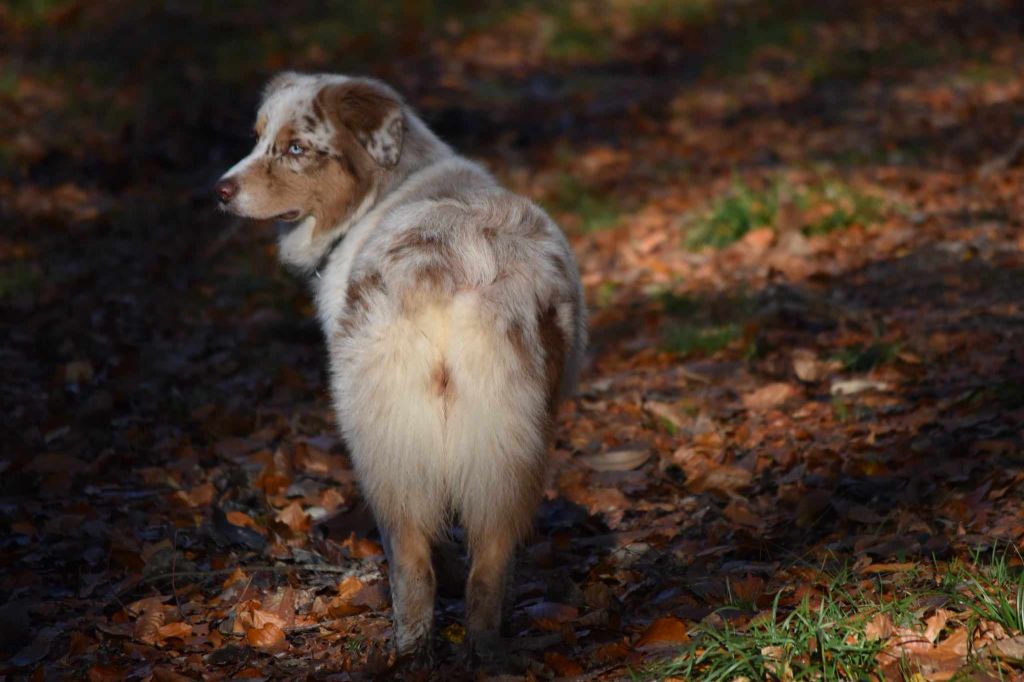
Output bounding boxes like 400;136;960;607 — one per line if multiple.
288;143;304;156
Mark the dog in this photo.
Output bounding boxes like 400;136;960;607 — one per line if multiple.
216;72;586;663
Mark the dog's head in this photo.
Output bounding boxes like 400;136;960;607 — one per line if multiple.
215;73;405;236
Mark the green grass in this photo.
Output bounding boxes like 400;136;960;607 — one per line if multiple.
685;179;779;249
641;553;1024;681
950;547;1024;635
643;588;887;681
684;177;886;250
629;0;715;28
0;262;41;300
543;174;623;233
832;341;900;372
663;323;740;357
656;291;753;358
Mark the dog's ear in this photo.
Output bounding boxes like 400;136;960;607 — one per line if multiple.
318;81;405;168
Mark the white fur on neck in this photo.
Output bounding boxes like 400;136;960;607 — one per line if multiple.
276;190;378;273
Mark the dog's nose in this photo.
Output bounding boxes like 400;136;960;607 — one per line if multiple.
215;178;239;203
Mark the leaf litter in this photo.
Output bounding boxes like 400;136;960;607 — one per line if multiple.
3;0;1024;679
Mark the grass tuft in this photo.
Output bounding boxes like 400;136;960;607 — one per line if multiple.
644;589;886;681
685;179;778;250
684;177;886;250
656;291;752;358
832;341;900;372
544;174;623;233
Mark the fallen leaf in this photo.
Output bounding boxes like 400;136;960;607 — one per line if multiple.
644;400;690;431
251;609;287;630
923;609;952;643
341;532;384;558
990;635;1024;662
544;650;584;676
275;501;310;533
246;622;287;652
593;641;631;663
133;599;166;645
156;621;192;642
743;382;799;410
87;665;125;682
580;448;650;472
635;616;689;648
441;622;466;644
222;566;248;588
225;510;258;528
830;378;891;396
687;464;752;496
865;613;894;641
792;349;831;382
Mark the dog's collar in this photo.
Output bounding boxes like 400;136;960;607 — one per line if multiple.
313;232;347;279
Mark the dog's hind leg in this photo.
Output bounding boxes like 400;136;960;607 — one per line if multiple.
465;518;517;658
386;518;436;662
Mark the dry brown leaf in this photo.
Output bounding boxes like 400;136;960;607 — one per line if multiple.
87;665;125;682
275;501;310;533
182;482;215;508
261;586;296;628
644;400;690;431
989;635;1024;662
923;609;952;643
593;641;631;663
251;609;288;630
350;583;389;611
319;487;346;513
225;510;257;528
132;599;166;645
337;576;365;601
222;566;248;588
635;616;689;648
156;621;192;642
742;382;799;410
544;650;584;676
792;349;832;382
580;448;650;472
246;622;288;652
723;501;762;527
152;667;194;682
339;532;384;558
687;464;752;496
865;612;894;641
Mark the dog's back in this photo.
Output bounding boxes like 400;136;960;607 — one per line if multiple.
330;159;584;538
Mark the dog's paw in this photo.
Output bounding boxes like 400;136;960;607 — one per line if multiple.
464;631;527;673
394;638;435;673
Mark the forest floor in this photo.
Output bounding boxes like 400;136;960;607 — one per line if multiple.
3;1;1024;679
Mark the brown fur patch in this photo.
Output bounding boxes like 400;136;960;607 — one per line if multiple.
272;124;295;155
317;81;397;141
336;271;384;338
506;320;532;372
506;308;567;420
346;270;384;311
537;304;567;413
315;81;403;168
